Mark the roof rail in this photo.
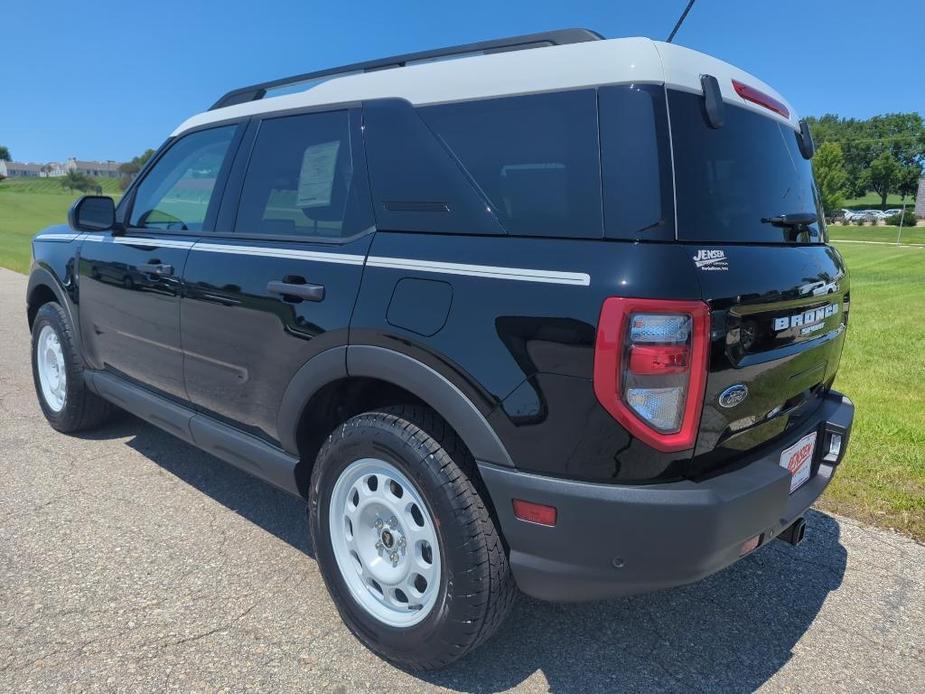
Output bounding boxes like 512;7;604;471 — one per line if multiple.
208;28;604;111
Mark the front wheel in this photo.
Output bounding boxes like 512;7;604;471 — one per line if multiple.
31;302;113;432
309;406;515;670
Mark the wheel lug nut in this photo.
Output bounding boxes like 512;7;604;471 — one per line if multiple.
374;519;383;530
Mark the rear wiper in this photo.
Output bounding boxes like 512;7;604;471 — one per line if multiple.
760;212;817;228
761;212;818;241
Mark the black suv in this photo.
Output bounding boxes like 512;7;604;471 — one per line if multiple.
27;30;854;669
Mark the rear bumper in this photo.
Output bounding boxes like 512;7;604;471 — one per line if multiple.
479;390;854;602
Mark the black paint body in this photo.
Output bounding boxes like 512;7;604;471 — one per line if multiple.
27;80;856;602
27;88;850;489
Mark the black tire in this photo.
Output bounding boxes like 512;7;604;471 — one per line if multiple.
30;302;113;433
309;405;516;670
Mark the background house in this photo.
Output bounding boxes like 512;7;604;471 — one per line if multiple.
0;158;122;178
66;158;122;179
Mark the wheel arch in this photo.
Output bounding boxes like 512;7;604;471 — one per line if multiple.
27;269;80;351
278;346;514;497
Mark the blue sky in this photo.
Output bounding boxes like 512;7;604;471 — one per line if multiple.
3;0;922;163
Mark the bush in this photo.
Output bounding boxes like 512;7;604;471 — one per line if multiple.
886;209;917;226
854;217;866;226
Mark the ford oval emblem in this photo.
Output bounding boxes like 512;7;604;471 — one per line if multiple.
719;384;749;408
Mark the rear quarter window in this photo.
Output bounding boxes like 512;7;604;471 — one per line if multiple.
418;90;603;239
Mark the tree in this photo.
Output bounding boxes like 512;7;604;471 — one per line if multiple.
812;142;848;215
866;151;900;209
60;170;96;193
0;145;10;161
805;112;925;201
118;148;156;190
896;162;923;200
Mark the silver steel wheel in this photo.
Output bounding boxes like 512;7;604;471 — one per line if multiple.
328;457;442;628
36;325;67;413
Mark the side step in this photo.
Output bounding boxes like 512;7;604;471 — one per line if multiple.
87;371;301;497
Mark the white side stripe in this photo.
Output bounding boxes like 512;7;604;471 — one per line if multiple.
366;256;591;286
114;237;196;249
45;233;590;285
192;242;365;265
34;233;81;242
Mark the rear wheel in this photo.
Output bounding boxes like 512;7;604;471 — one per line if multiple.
309;405;515;669
31;302;113;432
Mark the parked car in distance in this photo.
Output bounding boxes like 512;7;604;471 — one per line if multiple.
25;28;854;669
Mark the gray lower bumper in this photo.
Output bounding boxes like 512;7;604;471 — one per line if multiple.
479;391;854;602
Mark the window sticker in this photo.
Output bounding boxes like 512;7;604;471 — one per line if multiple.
297;141;340;208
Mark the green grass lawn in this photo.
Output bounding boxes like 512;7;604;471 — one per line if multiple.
823;241;925;539
829;224;925;245
0;180;122;273
0;185;922;538
843;191;915;208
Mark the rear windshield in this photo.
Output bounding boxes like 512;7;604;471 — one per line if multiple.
669;90;825;244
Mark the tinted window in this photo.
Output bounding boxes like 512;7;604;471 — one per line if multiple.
130;126;236;231
599;85;674;239
670;90;823;243
235;111;371;238
419;90;603;238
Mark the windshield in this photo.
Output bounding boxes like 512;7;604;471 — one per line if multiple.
670;90;825;244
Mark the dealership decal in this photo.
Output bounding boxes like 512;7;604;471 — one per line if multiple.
692;249;728;271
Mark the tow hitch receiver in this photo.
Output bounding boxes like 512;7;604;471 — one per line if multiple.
777;517;807;546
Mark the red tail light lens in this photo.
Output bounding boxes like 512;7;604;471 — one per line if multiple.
731;79;790;119
593;298;710;452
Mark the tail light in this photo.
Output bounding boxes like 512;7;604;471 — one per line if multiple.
593;298;710;452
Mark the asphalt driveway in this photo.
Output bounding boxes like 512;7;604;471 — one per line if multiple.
1;266;923;692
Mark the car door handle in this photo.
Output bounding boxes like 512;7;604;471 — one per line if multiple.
266;280;325;302
138;263;174;276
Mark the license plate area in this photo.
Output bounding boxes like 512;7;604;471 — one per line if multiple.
779;431;817;493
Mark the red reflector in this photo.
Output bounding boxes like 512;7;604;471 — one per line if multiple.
731;79;790;119
740;535;762;556
512;499;557;527
628;344;689;375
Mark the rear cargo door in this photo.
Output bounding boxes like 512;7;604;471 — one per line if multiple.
667;89;850;472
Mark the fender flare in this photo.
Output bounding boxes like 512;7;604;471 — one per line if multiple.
27;267;84;355
347;345;514;468
277;347;349;456
276;345;514;469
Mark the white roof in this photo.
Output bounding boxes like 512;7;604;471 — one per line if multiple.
172;37;799;136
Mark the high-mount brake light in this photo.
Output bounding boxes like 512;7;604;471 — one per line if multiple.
731;79;790;119
593;298;710;452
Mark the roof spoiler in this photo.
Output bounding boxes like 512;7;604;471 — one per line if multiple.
208;28;604;111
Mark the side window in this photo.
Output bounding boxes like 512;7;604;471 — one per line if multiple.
129;126;236;231
419;90;603;238
599;84;674;239
234;110;371;239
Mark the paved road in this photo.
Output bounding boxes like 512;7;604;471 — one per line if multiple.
1;266;923;692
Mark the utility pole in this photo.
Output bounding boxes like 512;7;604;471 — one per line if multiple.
896;197;907;246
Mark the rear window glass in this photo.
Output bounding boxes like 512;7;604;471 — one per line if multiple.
670;90;823;243
418;90;603;238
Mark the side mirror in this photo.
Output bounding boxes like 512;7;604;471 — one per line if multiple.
68;195;115;231
798;118;815;159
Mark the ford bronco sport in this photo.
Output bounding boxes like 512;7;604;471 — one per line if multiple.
27;29;854;669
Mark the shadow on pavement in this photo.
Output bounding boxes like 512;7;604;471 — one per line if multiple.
86;414;847;693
